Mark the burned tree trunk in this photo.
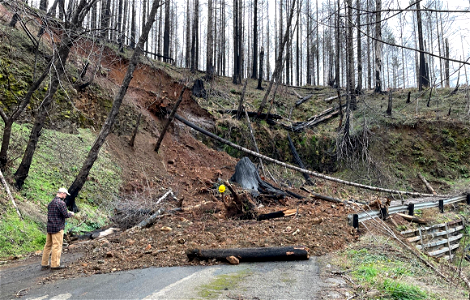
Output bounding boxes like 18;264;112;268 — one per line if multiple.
230;157;286;198
187;246;309;262
287;134;313;185
223;181;257;219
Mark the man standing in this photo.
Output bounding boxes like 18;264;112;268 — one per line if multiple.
41;187;74;270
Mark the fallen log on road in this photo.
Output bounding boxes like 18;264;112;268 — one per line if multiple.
186;246;309;262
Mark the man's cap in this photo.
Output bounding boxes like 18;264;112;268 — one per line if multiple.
58;187;70;195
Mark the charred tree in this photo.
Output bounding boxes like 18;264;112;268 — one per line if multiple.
187;246;309;262
374;0;383;93
251;0;258;79
66;0;163;211
355;0;362;94
163;0;171;63
206;0;214;79
257;47;264;90
257;0;297;115
190;0;199;72
14;0;99;188
416;1;429;90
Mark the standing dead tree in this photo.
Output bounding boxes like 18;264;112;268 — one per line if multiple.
257;0;297;115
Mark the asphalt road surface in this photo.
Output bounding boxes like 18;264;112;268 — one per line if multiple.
1;256;350;299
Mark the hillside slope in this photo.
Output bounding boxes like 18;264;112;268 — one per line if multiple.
1;3;470;299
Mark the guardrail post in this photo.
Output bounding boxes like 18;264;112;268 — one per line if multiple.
352;214;359;229
380;207;388;220
408;203;414;216
439;199;444;213
467;193;470;205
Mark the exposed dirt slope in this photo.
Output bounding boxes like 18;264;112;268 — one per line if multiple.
25;41;360;282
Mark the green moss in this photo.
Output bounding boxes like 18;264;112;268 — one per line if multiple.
197;270;250;298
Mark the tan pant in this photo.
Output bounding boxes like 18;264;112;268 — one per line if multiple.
41;230;64;268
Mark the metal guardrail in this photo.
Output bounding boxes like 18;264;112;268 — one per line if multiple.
348;194;469;227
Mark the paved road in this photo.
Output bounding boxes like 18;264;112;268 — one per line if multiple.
1;257;349;300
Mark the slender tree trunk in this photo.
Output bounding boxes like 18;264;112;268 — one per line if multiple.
251;0;258;79
296;0;300;86
117;0;124;51
100;0;111;40
374;0;382;93
306;0;311;85
257;47;264;90
206;0;214;79
355;0;362;93
39;0;48;11
185;0;191;68
257;0;297;115
416;1;429;90
190;0;199;72
334;0;340;88
67;0;163;211
130;0;136;48
232;0;240;83
366;0;371;89
163;0;170;62
347;0;355;109
316;0;319;86
445;38;450;88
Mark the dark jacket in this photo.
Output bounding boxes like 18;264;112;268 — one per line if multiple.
47;196;72;233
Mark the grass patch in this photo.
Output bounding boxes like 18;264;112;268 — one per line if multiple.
0;208;46;258
0;122;122;258
334;236;446;299
197;270;250;299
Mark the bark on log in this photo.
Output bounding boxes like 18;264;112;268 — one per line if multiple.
295;94;314;107
418;173;437;195
292;90;303;99
325;94;346;103
186;246;309;262
173;114;445;198
257;208;297;221
283;104;346;132
396;213;428;224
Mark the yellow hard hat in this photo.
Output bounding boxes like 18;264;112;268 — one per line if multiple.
218;184;226;193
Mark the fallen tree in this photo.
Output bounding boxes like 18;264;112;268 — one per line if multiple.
173;113;446;198
186;246;309;262
282;104;347;132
